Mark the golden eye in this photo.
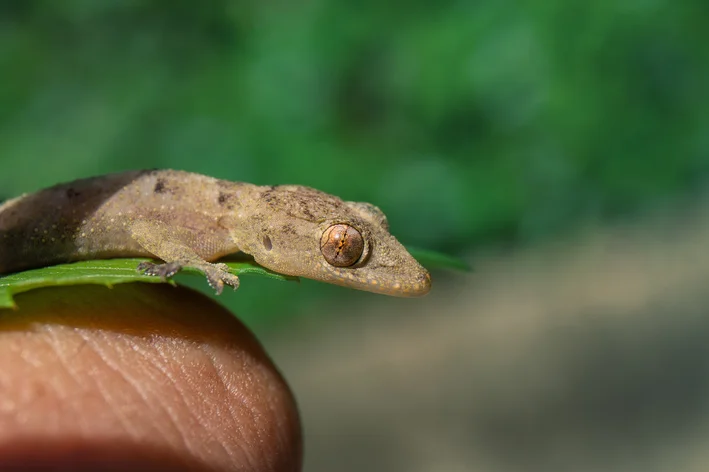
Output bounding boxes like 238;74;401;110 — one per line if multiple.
320;224;364;267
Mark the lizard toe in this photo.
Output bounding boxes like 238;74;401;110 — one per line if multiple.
137;261;182;279
137;260;238;295
203;264;240;295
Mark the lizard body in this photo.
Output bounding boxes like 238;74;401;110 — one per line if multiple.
0;170;430;297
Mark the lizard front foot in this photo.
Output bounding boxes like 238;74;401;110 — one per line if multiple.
202;262;240;295
137;261;240;295
137;261;182;279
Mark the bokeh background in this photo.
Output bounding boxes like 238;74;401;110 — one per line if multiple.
1;1;709;470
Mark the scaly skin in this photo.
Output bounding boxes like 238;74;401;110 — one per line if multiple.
0;170;431;296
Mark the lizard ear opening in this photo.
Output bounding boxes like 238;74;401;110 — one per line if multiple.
320;224;364;267
262;234;273;251
345;201;389;231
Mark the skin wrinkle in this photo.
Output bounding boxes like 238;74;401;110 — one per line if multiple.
0;351;13;412
201;345;255;464
80;332;182;444
151;342;233;462
235;358;292;472
22;334;72;434
81;334;160;440
16;336;47;369
185;354;243;462
132;298;291;469
129;340;194;442
84;335;158;431
43;328;97;436
226;391;263;471
259;395;281;467
202;342;285;471
126;342;196;451
186;376;241;463
66;334;90;364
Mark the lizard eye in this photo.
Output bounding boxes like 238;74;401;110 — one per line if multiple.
320;224;364;267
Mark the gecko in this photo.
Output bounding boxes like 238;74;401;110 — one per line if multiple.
0;170;431;297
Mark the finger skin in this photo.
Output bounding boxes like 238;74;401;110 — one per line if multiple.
0;284;302;472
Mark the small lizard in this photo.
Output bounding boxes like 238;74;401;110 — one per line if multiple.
0;170;430;297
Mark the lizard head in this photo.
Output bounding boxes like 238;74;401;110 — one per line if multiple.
227;185;431;297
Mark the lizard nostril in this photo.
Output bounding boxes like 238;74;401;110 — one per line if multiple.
416;271;432;294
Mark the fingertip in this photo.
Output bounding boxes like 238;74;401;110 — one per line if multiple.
0;284;302;472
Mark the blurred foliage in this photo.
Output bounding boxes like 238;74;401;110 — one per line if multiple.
0;0;707;325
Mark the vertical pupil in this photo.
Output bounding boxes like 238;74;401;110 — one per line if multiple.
335;228;347;253
320;224;364;267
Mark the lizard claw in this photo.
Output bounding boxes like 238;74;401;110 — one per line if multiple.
137;260;239;295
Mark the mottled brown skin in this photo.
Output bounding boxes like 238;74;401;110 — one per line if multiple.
0;170;431;296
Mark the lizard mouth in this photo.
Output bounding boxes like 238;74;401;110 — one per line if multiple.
390;270;431;297
321;263;431;297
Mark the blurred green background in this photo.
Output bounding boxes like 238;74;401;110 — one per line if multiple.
2;2;709;470
0;2;707;322
1;1;707;322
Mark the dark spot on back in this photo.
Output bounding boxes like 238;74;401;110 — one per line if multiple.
66;188;81;199
218;192;235;209
281;224;297;235
301;204;315;220
294;197;316;219
262;189;275;204
153;179;167;194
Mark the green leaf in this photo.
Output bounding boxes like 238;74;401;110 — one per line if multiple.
0;247;465;309
0;258;297;309
408;248;471;272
